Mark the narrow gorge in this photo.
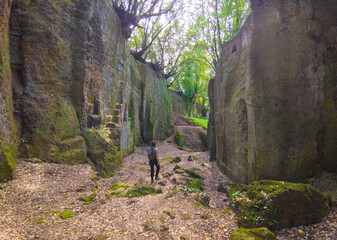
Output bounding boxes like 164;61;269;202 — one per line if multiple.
0;0;337;239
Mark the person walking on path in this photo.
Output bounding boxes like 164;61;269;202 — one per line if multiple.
148;141;160;184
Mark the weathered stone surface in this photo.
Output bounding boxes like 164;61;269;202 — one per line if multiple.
0;0;18;181
169;90;189;116
0;0;173;178
230;227;275;240
230;180;330;230
207;78;216;161
209;0;337;183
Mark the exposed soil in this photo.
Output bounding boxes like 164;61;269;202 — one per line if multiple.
0;120;336;239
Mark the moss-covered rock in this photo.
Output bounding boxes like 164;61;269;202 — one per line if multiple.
160;156;174;163
85;128;122;178
230;180;330;230
230;228;275;240
174;131;185;147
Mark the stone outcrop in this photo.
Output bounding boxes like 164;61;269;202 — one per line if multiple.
209;0;337;183
0;0;18;180
229;180;330;230
0;0;173;180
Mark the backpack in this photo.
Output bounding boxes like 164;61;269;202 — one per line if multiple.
148;147;156;161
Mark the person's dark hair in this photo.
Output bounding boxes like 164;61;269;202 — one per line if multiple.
150;141;156;147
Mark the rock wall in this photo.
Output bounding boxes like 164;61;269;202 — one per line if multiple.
0;0;18;181
169;90;189;116
0;0;173;180
209;0;337;183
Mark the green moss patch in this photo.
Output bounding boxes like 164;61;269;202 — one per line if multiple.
230;227;275;240
110;182;132;190
184;179;204;192
79;194;96;204
126;184;159;198
59;209;73;219
160;156;174;163
174;131;185;147
110;183;161;198
166;187;180;198
230;180;330;230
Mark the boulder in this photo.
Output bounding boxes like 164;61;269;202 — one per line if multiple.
230;180;330;230
230;227;275;240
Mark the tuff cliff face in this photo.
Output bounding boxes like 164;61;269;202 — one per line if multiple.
0;0;173;180
0;0;17;180
209;0;337;183
169;90;190;116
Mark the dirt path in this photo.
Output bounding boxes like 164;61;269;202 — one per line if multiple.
0;142;236;240
0;131;336;239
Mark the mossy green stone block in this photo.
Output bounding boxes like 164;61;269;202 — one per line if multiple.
230;180;330;230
